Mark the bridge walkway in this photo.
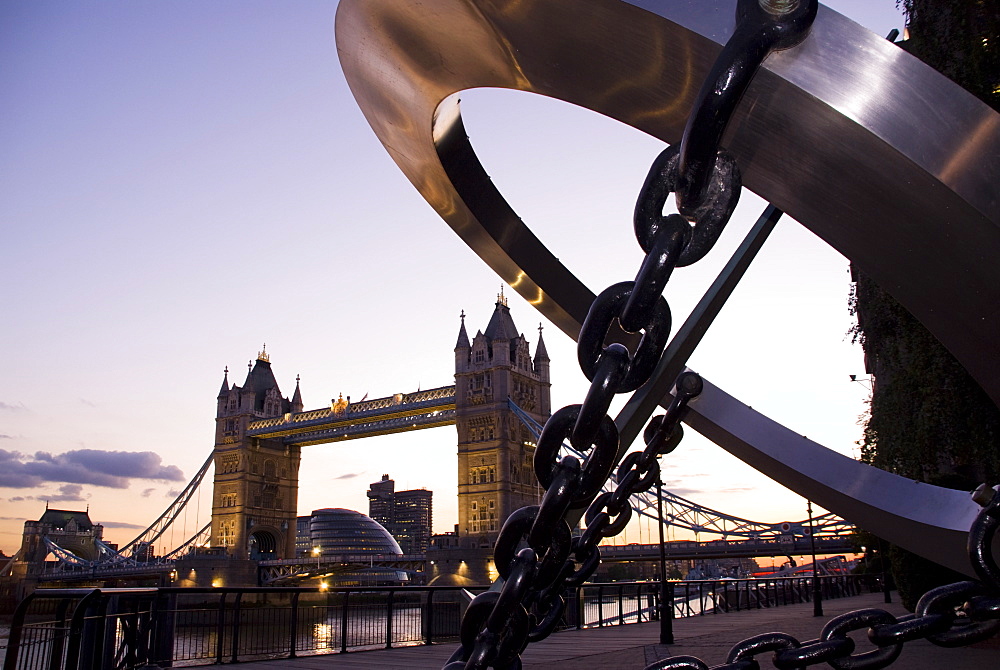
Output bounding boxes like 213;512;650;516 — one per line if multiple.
232;591;997;669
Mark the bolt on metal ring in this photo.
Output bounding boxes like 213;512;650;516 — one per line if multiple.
759;0;800;15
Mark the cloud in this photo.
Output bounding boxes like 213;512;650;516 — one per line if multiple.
0;435;13;439
0;448;185;489
99;521;146;530
166;489;181;498
334;472;364;480
0;401;27;412
141;488;156;497
664;487;708;497
78;398;98;408
47;484;87;502
8;485;90;503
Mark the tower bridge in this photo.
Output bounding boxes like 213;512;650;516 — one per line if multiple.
209;291;552;576
12;293;855;590
244;385;457;446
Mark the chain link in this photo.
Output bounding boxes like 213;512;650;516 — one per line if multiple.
646;575;1000;670
445;0;1000;667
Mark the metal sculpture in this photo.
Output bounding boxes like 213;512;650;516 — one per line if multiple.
336;0;1000;575
338;0;1000;667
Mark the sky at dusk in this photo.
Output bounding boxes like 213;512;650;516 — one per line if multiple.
1;1;908;555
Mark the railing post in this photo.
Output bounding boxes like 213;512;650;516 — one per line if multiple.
575;586;583;630
47;597;74;670
2;592;39;670
91;598;115;670
65;590;103;670
152;590;177;667
215;592;227;665
597;586;604;627
698;582;704;616
340;591;350;653
230;592;244;664
385;589;394;649
288;591;300;658
660;581;674;644
618;585;624;626
425;589;435;645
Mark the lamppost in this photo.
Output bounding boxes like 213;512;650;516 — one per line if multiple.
878;537;892;603
807;500;822;616
656;471;674;644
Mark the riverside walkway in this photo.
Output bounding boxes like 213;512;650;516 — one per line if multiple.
234;592;998;669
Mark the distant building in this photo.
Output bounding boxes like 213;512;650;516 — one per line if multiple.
309;508;407;585
367;474;395;529
295;516;312;556
20;508;104;563
428;292;551;585
366;474;432;555
368;475;434;554
212;347;303;561
393;489;433;554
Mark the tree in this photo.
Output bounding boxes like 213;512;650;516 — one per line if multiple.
850;0;1000;609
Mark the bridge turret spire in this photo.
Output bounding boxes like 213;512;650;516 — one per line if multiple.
291;374;303;413
455;309;471;350
534;323;549;363
218;366;230;398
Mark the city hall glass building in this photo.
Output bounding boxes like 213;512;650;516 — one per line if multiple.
308;508;407;585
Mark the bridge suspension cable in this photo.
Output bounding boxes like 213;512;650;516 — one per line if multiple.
508;398;852;540
160;521;211;561
117;452;214;558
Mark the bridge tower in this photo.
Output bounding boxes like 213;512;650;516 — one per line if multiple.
212;347;302;561
437;290;550;582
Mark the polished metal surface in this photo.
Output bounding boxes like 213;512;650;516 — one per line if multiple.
337;0;1000;573
684;376;985;574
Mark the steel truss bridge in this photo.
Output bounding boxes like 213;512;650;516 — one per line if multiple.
246;385;456;445
257;554;428;585
257;537;857;585
29;384;854;585
598;537;855;564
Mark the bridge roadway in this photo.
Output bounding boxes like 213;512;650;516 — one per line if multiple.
259;537;855;583
259;554;427;584
225;590;998;669
32;537;855;585
246;386;456;446
599;537;856;562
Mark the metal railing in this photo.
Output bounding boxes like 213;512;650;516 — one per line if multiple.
567;574;872;630
4;576;875;669
3;585;482;669
661;574;869;619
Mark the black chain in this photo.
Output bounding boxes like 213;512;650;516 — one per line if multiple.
646;560;1000;670
444;0;1000;668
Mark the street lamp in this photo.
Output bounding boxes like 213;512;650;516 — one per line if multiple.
656;470;674;644
807;500;822;616
877;537;892;603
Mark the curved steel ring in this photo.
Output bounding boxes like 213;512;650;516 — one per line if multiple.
337;0;1000;575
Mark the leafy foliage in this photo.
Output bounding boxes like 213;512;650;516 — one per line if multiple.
851;0;1000;608
850;274;1000;486
897;0;999;111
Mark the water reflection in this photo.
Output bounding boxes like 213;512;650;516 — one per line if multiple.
313;622;334;650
